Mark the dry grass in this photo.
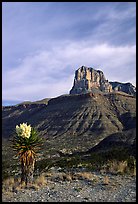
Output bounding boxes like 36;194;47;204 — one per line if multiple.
4;177;14;186
2;177;15;192
100;157;136;176
74;172;99;182
47;171;74;182
2;177;26;192
44;172;53;178
102;175;110;185
133;160;136;176
62;173;73;181
40;171;99;183
34;174;47;187
46;171;99;182
2;174;48;193
105;160;128;174
117;161;128;174
2;190;14;199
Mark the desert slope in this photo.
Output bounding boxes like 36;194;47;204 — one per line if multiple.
2;92;136;152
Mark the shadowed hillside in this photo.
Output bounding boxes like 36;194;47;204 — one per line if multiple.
2;92;136;152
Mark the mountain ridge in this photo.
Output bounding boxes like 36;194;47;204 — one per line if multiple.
2;91;136;154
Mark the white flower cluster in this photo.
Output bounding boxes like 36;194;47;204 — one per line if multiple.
16;123;31;138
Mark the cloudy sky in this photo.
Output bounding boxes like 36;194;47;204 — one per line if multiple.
2;2;136;105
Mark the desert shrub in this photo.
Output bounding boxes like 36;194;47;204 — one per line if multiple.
2;173;47;193
126;156;136;175
2;176;20;192
99;156;136;175
75;172;98;182
102;175;110;185
33;174;47;187
104;160;128;174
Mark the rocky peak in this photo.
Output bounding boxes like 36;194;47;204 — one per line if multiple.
70;66;112;94
109;81;136;97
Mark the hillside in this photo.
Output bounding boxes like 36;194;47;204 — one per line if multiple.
2;92;136;153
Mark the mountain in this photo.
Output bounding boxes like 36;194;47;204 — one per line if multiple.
87;128;136;156
2;100;23;107
2;98;51;107
109;81;136;97
2;91;136;153
2;66;136;152
2;66;136;179
70;66;136;97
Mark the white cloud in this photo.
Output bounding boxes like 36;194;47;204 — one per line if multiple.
2;41;136;102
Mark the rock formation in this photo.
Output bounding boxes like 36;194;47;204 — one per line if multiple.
70;66;136;96
109;81;136;97
70;66;112;94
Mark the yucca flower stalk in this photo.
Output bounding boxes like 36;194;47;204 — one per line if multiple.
11;123;43;185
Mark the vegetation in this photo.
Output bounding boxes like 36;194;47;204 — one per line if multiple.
2;136;136;184
10;123;44;185
48;147;136;175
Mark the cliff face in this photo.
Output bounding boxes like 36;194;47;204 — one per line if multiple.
70;66;112;94
70;66;136;96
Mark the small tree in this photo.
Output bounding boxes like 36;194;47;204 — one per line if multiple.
11;123;43;185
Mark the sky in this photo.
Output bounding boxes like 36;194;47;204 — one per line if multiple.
2;2;136;106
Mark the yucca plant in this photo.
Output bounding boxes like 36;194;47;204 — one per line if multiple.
11;123;43;185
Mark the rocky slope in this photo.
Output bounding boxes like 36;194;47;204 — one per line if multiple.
87;128;136;157
2;91;136;153
109;81;136;97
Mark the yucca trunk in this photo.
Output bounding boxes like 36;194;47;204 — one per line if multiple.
21;160;35;185
20;150;35;185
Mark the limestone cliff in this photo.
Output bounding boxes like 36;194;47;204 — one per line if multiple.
70;66;112;94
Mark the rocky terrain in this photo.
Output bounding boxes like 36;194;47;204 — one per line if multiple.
2;169;136;202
